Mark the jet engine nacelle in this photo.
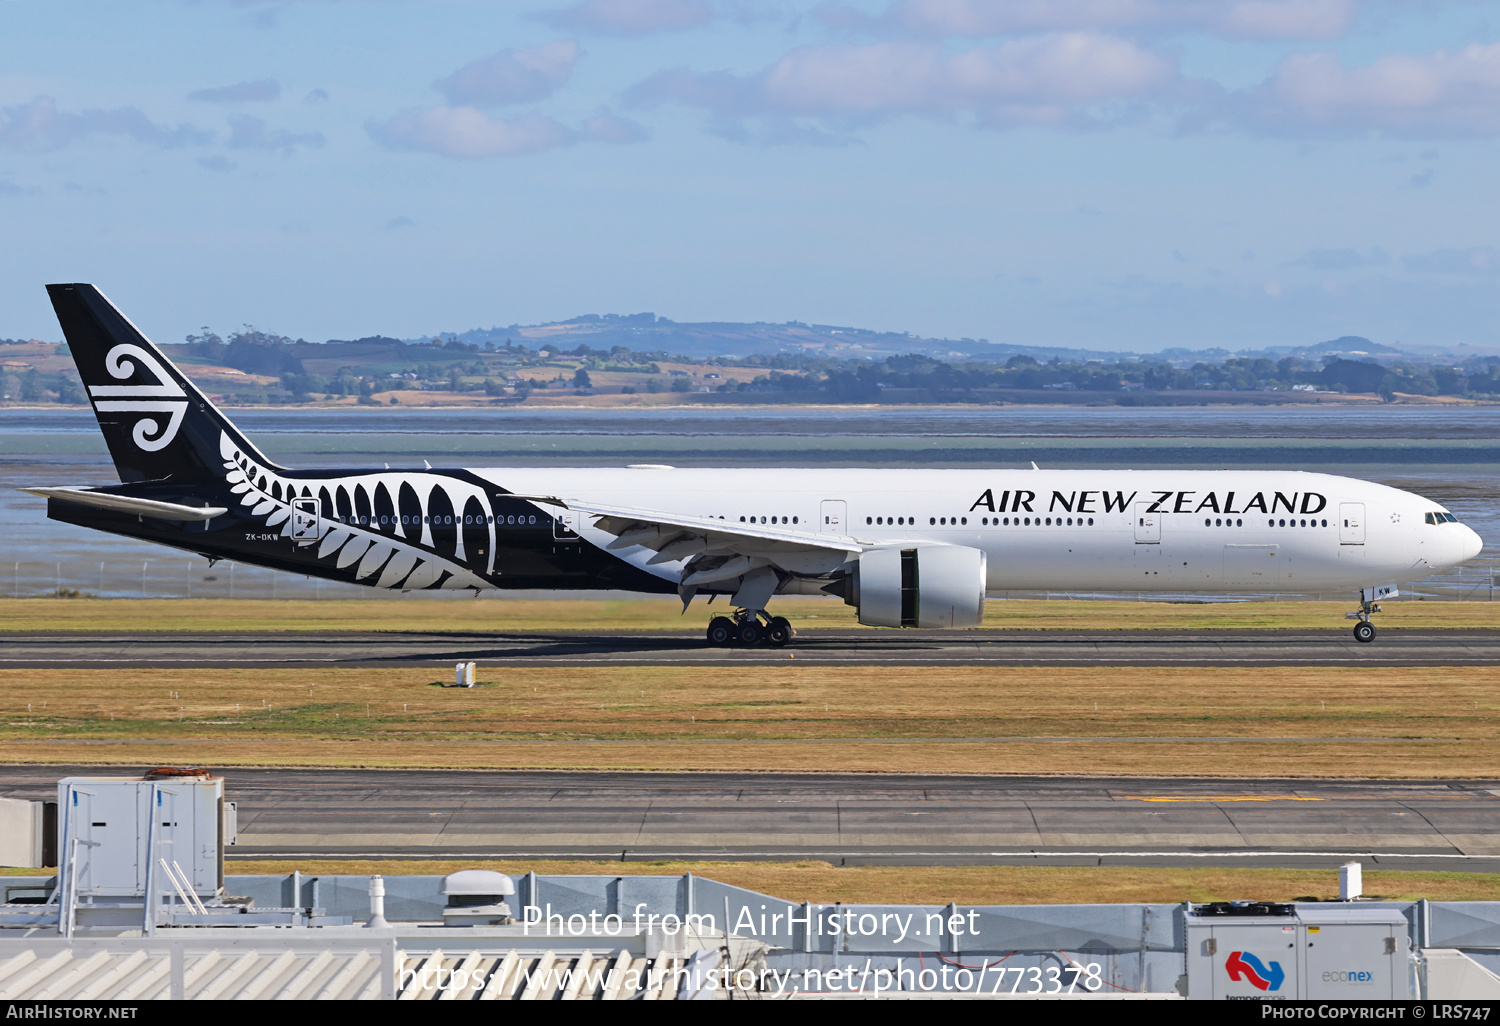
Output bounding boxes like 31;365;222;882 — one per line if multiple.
850;545;986;628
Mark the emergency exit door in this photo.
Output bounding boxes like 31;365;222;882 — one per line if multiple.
1339;503;1365;545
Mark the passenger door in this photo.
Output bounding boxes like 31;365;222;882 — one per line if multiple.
1339;503;1365;545
552;509;580;542
291;499;318;544
820;500;847;535
1133;502;1160;543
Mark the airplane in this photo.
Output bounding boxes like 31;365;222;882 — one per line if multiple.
24;284;1485;647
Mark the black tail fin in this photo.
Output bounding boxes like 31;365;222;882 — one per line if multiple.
47;283;283;484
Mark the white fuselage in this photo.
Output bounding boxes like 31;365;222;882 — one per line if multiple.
478;467;1483;595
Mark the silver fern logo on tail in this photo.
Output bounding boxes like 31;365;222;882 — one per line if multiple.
218;432;491;590
87;344;188;452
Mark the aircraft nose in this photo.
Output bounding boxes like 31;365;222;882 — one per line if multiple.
1462;525;1484;562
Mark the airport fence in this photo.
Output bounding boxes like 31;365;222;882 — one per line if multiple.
10;872;1497;995
244;875;1500;994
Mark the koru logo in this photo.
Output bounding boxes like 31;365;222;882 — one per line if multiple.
88;344;188;452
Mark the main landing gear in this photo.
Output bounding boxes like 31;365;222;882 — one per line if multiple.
706;610;794;648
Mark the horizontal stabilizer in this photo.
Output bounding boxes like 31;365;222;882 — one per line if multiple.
22;487;227;522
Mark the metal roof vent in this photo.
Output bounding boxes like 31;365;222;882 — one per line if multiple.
441;870;515;926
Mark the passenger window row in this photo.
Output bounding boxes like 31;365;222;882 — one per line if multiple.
741;515;798;525
1204;518;1245;527
866;515;1098;527
1268;518;1327;528
983;516;1095;527
336;514;535;527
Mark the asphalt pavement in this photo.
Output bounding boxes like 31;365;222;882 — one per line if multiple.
2;627;1498;667
2;766;1496;869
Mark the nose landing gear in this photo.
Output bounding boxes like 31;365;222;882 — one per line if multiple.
1345;585;1397;643
706;610;794;648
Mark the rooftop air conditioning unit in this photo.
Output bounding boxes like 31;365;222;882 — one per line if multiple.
441;870;515;926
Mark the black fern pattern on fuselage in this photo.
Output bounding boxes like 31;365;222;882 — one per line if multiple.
221;431;497;590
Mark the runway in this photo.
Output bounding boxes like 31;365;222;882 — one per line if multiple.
3;627;1500;668
3;766;1499;869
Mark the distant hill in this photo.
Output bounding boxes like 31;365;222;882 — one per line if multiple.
407;317;1441;366
1266;335;1404;359
7;319;1500;406
408;314;1145;365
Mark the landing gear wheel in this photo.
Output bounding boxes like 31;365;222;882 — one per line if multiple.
735;621;763;647
1353;621;1376;644
765;617;792;647
706;616;735;647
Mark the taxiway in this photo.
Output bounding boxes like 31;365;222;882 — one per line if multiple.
1;766;1495;869
2;627;1498;668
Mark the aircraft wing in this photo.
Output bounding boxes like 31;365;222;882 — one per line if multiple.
536;498;860;587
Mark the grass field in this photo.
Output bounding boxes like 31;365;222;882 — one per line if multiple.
6;597;1493;904
2;596;1495;775
7;860;1496;904
5;596;1500;633
1;662;1496;775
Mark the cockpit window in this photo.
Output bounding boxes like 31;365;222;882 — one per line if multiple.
1426;512;1435;525
1444;512;1459;523
1427;511;1460;525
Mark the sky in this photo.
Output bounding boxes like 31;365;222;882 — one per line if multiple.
2;0;1500;353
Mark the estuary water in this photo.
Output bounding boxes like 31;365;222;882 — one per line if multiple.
0;405;1495;601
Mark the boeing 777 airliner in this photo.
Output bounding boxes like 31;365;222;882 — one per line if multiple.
25;284;1484;646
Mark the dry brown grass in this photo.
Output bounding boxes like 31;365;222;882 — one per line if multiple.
7;859;1496;903
211;861;1500;905
0;664;1495;776
4;597;1500;633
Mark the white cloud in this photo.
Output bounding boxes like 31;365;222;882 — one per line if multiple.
582;106;651;142
373;40;648;158
436;40;580;107
1238;42;1500;136
0;96;212;151
188;79;281;104
820;0;1357;40
370;107;576;158
629;34;1177;129
534;0;712;35
226;114;325;154
1218;0;1353;40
